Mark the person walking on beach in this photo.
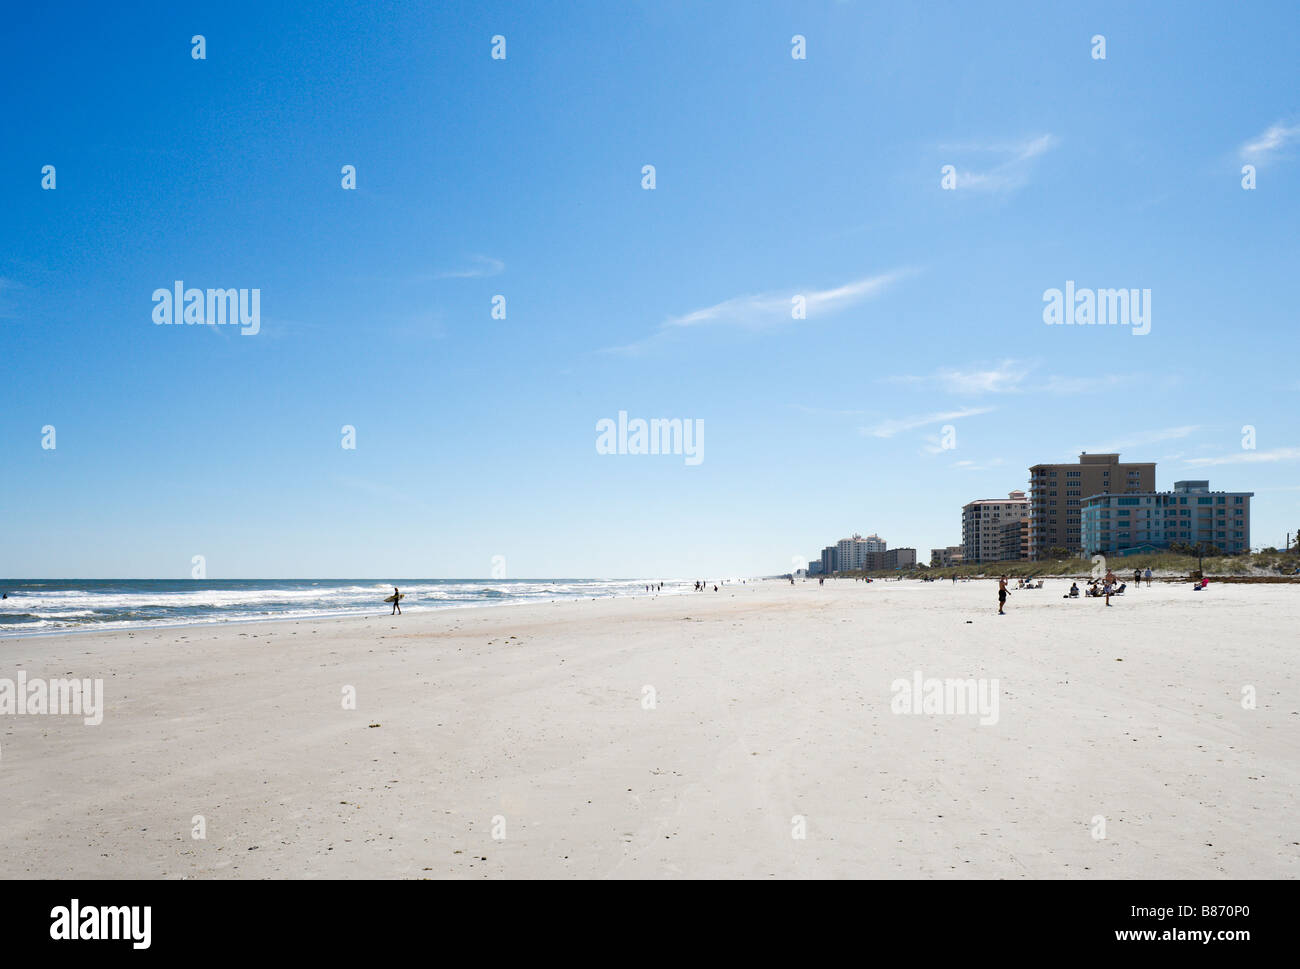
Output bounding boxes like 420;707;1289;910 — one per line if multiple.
1144;567;1152;588
391;587;402;615
1134;568;1141;589
998;575;1008;615
1103;569;1116;607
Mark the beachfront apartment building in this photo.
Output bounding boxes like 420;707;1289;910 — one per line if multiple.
818;539;913;573
870;548;916;570
1080;480;1253;557
1001;517;1030;561
836;534;886;570
820;546;837;574
1028;453;1155;559
961;491;1030;564
930;546;964;568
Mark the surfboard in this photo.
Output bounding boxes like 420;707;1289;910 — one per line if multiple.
384;593;405;603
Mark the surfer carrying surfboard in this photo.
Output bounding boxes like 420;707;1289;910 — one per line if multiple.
390;587;402;615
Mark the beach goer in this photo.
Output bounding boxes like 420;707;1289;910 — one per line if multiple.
1134;568;1141;588
998;575;1008;615
1144;568;1152;587
391;587;402;615
1069;582;1080;598
1103;580;1114;606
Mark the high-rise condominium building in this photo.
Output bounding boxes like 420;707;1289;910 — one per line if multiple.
961;491;1030;564
836;534;886;571
1028;453;1155;559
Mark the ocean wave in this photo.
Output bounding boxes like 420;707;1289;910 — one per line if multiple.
0;579;693;636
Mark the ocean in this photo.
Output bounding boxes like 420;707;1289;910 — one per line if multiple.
0;579;685;637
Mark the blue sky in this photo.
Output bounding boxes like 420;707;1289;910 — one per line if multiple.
3;0;1299;578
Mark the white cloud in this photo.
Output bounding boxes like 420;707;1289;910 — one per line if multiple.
886;360;1132;396
664;270;909;329
890;360;1030;394
1239;121;1300;164
602;269;911;354
939;134;1059;193
1184;447;1300;467
436;255;504;279
950;458;1005;471
864;405;996;439
1076;426;1201;453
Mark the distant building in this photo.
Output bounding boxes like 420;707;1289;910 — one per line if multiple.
930;546;964;568
820;546;838;574
999;517;1030;561
836;534;885;571
888;548;916;570
962;491;1030;564
1029;453;1155;559
1080;480;1253;557
808;560;824;575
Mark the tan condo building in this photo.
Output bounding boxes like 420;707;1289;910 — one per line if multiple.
1028;453;1155;559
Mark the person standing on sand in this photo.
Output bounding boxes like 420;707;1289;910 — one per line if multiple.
1144;567;1152;588
1103;569;1116;607
391;587;402;615
998;575;1008;615
1134;568;1141;589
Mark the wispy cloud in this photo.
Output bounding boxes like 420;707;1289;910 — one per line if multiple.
602;269;912;355
435;254;504;279
666;270;908;329
889;360;1031;394
949;458;1005;471
939;134;1058;193
886;359;1133;396
1076;425;1201;454
863;405;996;439
1239;121;1300;165
1184;447;1300;467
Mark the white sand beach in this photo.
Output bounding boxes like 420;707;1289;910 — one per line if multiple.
1;578;1296;879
